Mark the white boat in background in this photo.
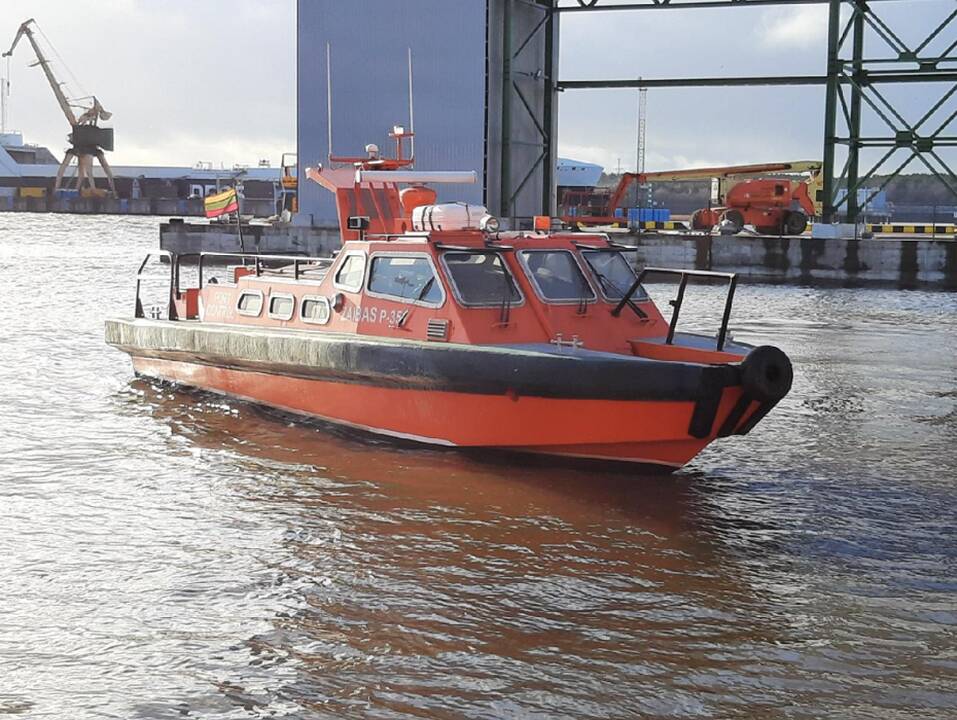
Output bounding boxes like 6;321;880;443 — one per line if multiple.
557;157;603;188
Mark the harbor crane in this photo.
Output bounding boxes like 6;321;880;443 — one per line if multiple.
3;18;115;196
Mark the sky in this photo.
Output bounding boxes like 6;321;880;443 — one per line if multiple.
2;0;953;175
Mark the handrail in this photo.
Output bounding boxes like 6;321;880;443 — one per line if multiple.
134;250;174;319
611;266;738;352
134;250;334;320
175;251;333;291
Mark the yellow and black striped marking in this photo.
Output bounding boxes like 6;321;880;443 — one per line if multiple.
867;223;957;235
635;221;689;231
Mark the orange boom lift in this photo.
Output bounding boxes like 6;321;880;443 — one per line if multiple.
561;161;822;235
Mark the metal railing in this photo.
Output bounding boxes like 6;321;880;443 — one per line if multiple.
175;251;332;292
611;266;738;352
134;251;334;320
134;250;175;319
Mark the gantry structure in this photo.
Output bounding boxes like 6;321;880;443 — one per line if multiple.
497;0;956;223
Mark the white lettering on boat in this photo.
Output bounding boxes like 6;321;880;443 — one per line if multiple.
203;290;234;321
340;304;407;326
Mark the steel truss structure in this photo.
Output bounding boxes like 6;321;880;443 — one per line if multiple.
500;0;955;223
822;0;957;222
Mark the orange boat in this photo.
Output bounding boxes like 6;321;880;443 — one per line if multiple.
106;129;792;472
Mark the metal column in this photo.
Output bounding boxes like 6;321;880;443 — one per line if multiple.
493;0;557;223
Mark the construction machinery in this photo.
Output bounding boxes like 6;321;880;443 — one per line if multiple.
4;18;115;196
561;161;823;235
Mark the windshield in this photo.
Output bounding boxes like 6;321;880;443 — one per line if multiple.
368;256;443;304
442;252;521;306
582;250;647;301
519;250;595;302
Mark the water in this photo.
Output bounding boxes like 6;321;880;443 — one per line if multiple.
1;214;955;719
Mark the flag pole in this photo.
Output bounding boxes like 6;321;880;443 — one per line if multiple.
234;184;245;255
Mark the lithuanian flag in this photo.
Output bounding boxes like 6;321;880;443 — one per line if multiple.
204;187;239;218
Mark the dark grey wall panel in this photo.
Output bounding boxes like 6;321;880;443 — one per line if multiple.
486;0;557;220
297;0;488;226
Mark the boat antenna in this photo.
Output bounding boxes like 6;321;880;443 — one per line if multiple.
326;41;333;164
407;47;414;164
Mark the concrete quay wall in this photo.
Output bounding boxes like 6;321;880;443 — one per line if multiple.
160;221;341;258
159;222;957;290
0;196;276;218
629;233;957;290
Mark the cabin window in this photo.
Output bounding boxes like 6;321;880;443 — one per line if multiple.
442;252;522;307
334;253;366;292
519;250;595;303
301;296;331;325
367;255;443;305
268;293;295;321
581;250;648;302
236;290;263;316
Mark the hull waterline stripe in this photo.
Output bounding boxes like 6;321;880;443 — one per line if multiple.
107;318;743;403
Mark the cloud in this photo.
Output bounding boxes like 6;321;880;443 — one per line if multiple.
117;132;292;169
557;143;626;173
759;5;829;49
3;0;295;167
558;142;742;175
646;152;732;173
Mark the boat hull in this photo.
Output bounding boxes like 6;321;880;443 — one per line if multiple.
108;318;773;471
130;356;732;469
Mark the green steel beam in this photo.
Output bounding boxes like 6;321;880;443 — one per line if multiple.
554;0;897;11
822;0;842;222
557;69;957;91
558;75;827;89
846;7;864;221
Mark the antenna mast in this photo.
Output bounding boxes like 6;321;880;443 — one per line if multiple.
635;83;648;207
407;47;415;164
326;42;333;163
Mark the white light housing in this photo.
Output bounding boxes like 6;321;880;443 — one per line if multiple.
479;214;500;233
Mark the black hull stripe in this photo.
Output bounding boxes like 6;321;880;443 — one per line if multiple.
107;319;742;402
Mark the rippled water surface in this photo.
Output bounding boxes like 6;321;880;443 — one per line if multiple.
1;214;955;719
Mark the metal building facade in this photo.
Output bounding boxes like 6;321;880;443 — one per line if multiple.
296;0;557;227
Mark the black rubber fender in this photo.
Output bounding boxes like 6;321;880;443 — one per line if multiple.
740;345;793;402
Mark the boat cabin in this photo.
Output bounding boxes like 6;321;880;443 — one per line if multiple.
150;128;744;365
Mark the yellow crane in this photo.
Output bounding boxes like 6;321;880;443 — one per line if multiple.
4;18;115;196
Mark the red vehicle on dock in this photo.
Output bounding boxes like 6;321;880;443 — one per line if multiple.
107;131;793;472
561;161;822;235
